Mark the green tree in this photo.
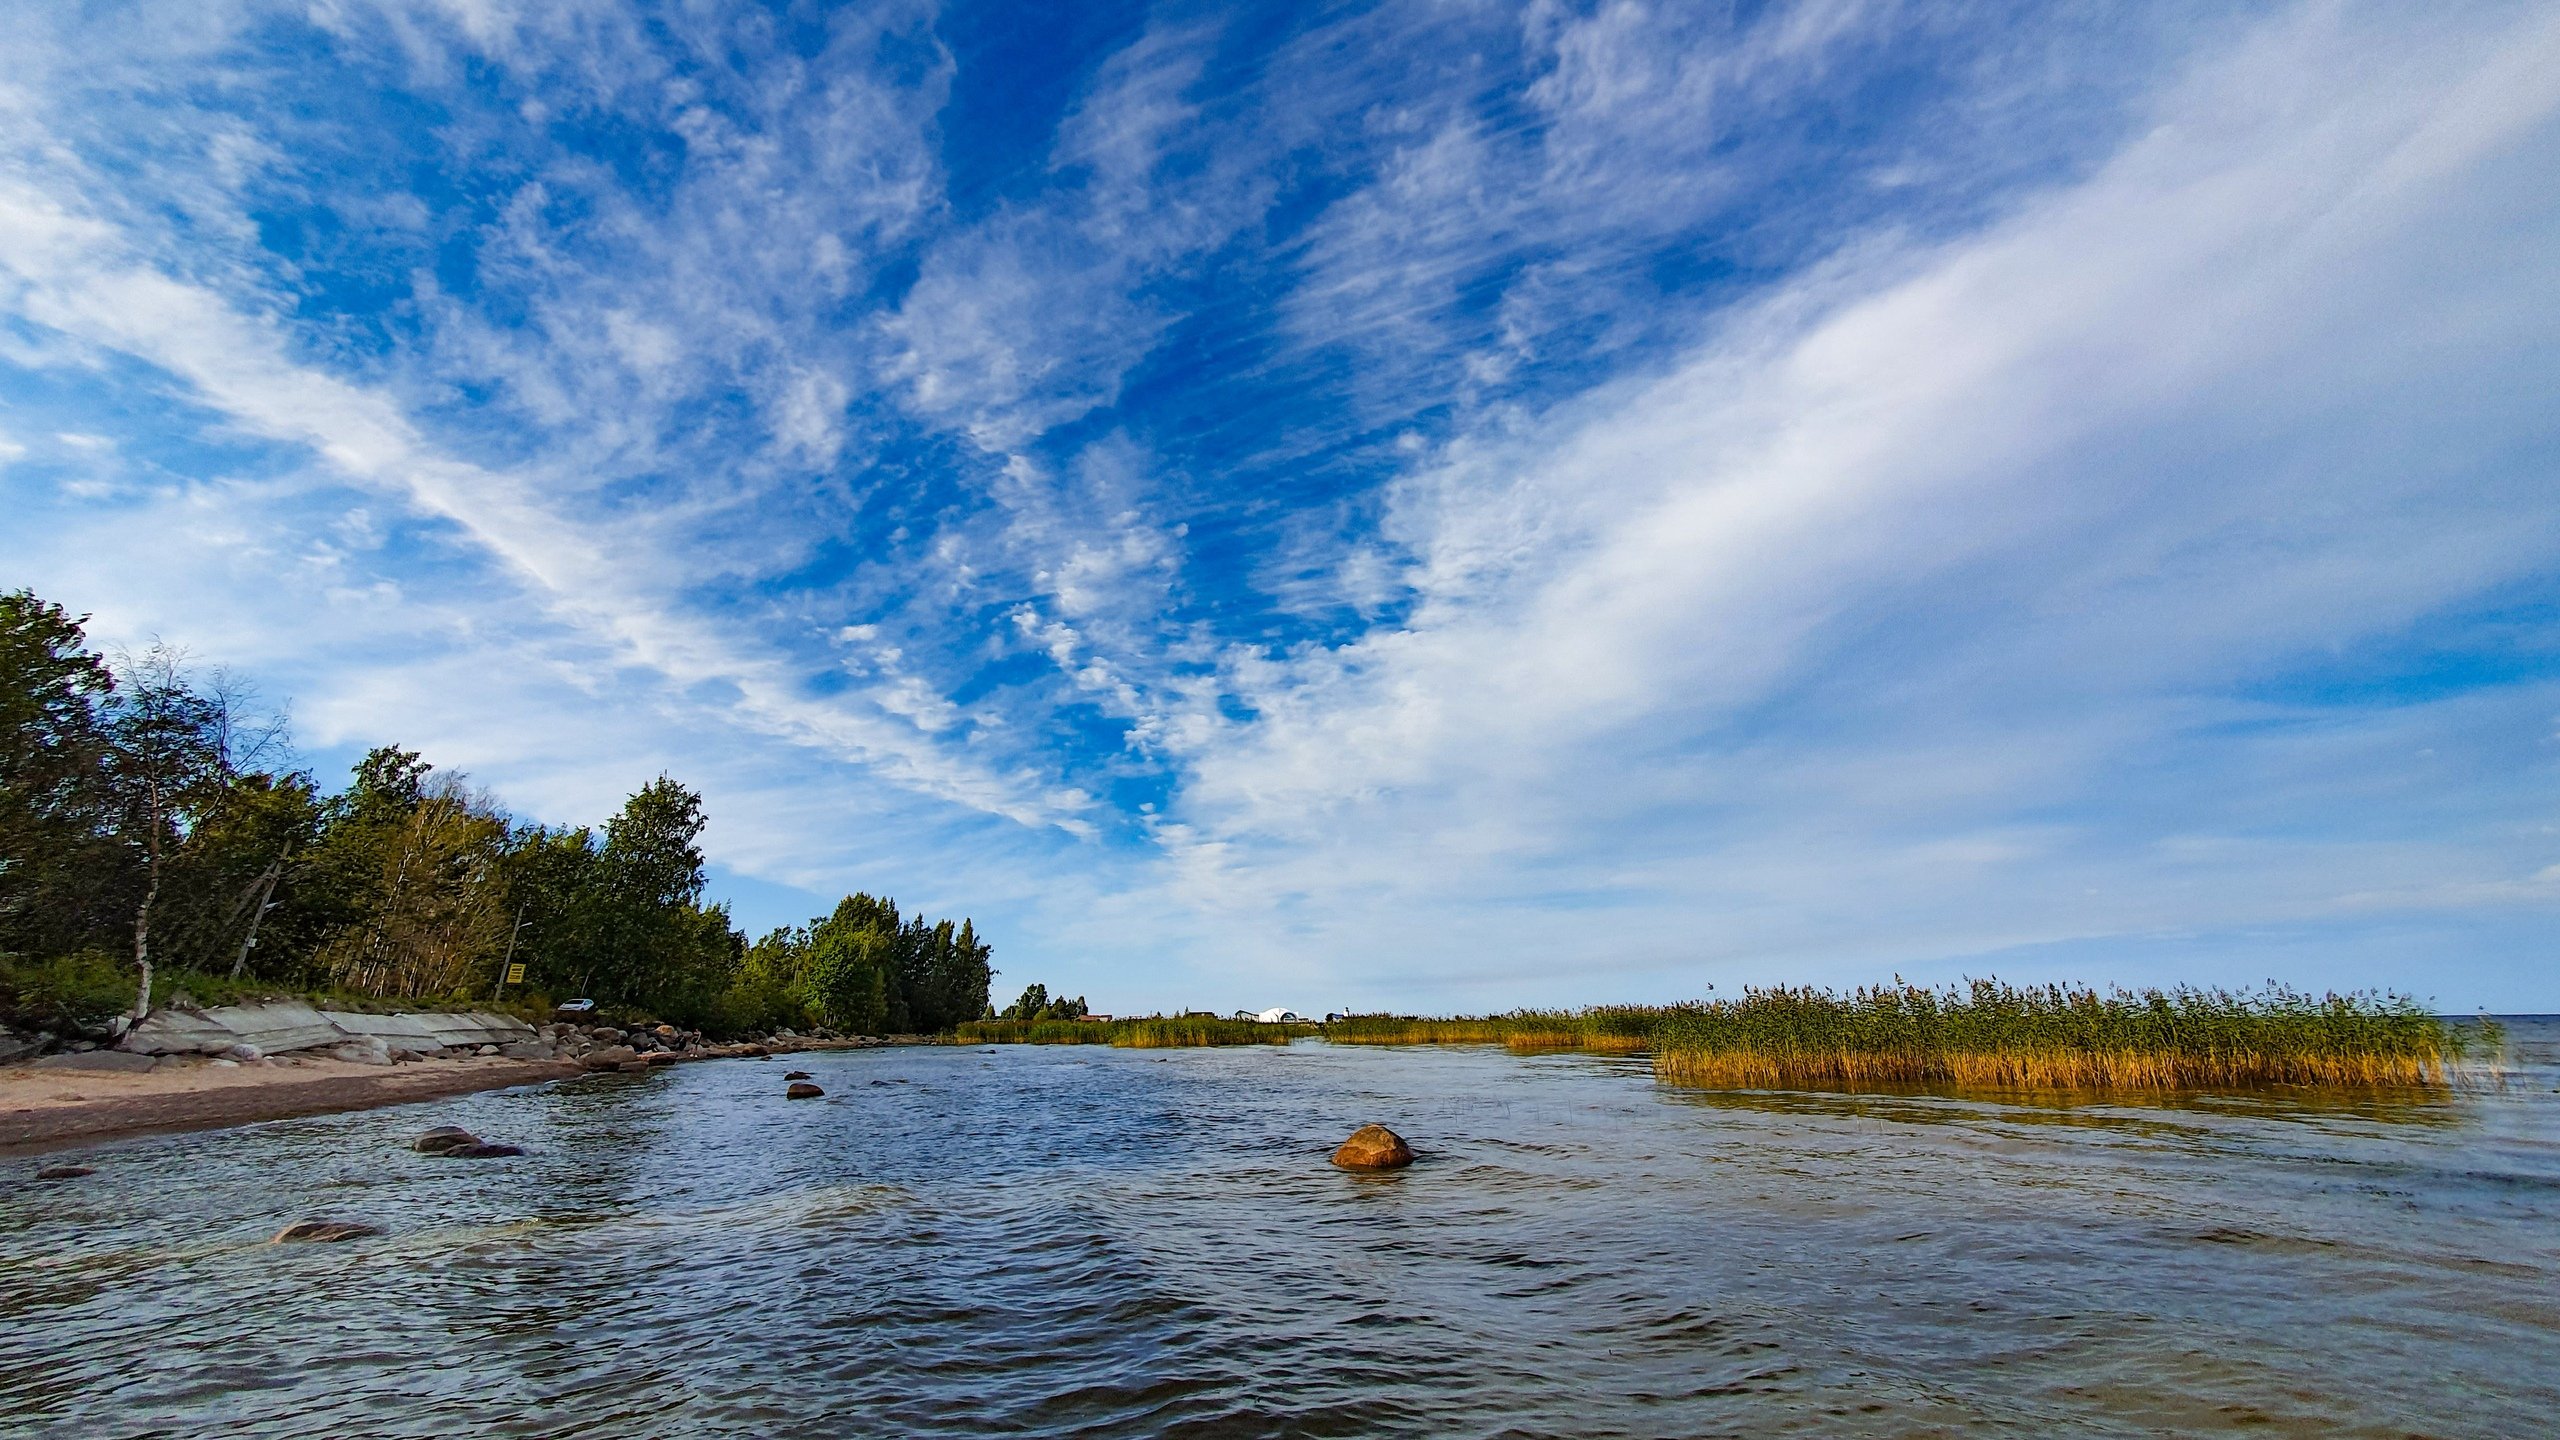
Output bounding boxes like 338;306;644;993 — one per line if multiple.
1005;983;1050;1023
102;644;287;1018
0;591;124;963
805;898;890;1033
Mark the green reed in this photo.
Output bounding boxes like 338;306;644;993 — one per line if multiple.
1323;1007;1669;1052
955;1016;1316;1048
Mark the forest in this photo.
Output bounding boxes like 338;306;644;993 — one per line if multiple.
0;589;991;1036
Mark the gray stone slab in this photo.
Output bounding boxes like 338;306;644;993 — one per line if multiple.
120;1000;351;1056
322;1011;446;1053
205;1002;343;1055
35;1050;159;1073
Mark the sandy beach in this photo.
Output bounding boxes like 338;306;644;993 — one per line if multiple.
0;1054;584;1154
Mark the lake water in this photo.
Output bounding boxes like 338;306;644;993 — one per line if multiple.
6;1023;2557;1438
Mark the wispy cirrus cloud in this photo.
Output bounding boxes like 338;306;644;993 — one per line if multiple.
2;0;2555;1009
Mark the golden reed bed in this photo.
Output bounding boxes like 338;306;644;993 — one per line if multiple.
1324;982;2496;1092
1647;1045;2450;1090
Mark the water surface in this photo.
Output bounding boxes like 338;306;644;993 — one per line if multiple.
6;1023;2556;1437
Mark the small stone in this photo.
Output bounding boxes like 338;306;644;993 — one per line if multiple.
36;1163;97;1180
440;1142;525;1159
787;1082;824;1099
210;1058;240;1069
1330;1124;1415;1171
272;1220;381;1244
475;1044;500;1057
783;1070;812;1080
223;1043;264;1062
413;1127;480;1154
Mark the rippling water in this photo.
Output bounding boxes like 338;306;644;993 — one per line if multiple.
6;1022;2557;1438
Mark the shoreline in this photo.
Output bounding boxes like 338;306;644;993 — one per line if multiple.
3;1032;898;1156
0;1054;589;1155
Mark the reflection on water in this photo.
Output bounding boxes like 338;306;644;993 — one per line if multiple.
5;1020;2556;1438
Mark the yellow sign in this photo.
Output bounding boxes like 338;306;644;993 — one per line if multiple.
504;963;526;985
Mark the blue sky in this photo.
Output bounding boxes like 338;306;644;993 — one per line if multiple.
3;1;2556;1012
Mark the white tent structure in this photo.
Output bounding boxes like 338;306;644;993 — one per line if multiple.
1255;1007;1308;1024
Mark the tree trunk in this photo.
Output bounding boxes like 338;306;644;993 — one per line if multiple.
131;868;159;1024
230;856;284;979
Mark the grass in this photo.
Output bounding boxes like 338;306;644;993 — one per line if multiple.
1320;982;2499;1092
955;1016;1318;1048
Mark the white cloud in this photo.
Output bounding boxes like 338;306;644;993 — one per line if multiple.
4;0;2556;1014
1142;3;2560;1002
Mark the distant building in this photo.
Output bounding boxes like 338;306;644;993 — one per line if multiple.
1255;1007;1309;1024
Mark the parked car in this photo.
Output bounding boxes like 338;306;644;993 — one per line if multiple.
553;998;598;1021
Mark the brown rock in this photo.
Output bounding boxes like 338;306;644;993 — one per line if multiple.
440;1142;525;1159
581;1045;638;1071
786;1082;824;1099
1330;1124;1414;1171
412;1126;479;1154
643;1051;681;1067
783;1070;812;1080
36;1163;96;1180
272;1219;381;1243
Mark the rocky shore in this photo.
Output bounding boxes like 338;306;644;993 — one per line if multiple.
1;1014;899;1153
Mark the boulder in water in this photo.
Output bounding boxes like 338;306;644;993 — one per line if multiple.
36;1163;96;1180
272;1219;380;1243
1330;1124;1414;1171
442;1142;525;1159
783;1070;812;1080
412;1126;479;1154
787;1082;824;1099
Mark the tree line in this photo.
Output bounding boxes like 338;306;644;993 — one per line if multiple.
0;589;991;1035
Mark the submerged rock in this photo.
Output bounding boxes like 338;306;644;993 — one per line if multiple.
36;1163;96;1180
787;1082;825;1099
441;1142;525;1159
412;1126;479;1155
783;1070;812;1080
272;1219;381;1243
1330;1124;1415;1171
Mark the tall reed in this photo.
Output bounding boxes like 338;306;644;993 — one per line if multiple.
1323;1007;1667;1052
1649;980;2492;1091
1112;1017;1314;1048
956;1016;1315;1048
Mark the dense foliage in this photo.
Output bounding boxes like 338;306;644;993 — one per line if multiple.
0;588;991;1035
